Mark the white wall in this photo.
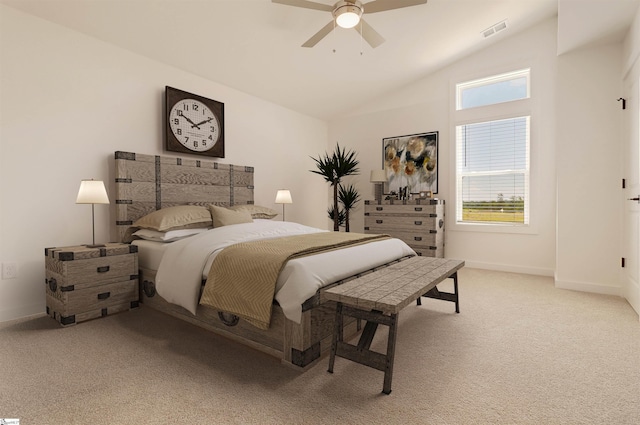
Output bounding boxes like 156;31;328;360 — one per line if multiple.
0;5;330;321
330;18;559;277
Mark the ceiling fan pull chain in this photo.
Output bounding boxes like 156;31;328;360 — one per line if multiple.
360;19;364;55
333;19;337;53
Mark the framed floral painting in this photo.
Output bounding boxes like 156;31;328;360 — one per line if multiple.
383;131;438;195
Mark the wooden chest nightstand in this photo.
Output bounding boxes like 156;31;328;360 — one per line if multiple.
45;243;139;326
364;199;445;257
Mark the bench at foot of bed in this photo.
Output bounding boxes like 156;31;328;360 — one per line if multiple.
324;256;464;394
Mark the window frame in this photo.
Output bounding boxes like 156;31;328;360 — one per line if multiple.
449;67;538;235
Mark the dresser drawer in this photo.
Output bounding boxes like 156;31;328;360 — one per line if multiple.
392;229;442;246
365;203;439;216
47;277;138;313
364;215;444;233
412;245;444;258
45;254;136;288
45;243;138;289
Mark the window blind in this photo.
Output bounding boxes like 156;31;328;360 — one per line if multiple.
456;116;530;225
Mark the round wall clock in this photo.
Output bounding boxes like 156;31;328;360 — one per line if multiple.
165;86;225;158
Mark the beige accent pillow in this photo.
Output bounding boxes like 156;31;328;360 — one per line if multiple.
209;204;253;227
133;205;212;232
229;204;278;219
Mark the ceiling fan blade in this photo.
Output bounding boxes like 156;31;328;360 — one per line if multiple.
272;0;333;12
364;0;428;14
302;21;335;47
355;19;385;48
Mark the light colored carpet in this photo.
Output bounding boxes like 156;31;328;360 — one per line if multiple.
1;268;639;424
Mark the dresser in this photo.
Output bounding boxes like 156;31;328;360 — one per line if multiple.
45;243;139;326
364;199;445;257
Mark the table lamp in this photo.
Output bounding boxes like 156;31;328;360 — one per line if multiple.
76;179;110;246
275;190;293;221
370;170;387;202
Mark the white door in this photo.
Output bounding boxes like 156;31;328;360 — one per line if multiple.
623;76;640;318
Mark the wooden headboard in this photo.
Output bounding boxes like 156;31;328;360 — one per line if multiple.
114;151;254;242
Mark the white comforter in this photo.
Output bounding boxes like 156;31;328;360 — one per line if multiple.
155;220;415;324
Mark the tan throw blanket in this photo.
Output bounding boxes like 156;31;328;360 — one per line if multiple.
199;232;390;330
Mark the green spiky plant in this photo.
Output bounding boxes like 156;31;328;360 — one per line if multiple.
310;143;360;231
327;205;346;228
338;183;361;232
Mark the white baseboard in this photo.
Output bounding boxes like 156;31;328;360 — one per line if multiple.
624;279;640;320
460;260;554;277
463;261;627;299
554;279;623;297
0;303;45;323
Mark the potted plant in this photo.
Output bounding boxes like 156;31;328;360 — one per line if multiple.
310;143;360;231
338;184;360;232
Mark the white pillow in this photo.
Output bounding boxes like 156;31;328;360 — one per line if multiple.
132;227;209;243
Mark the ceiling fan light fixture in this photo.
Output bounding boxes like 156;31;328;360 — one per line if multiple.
333;1;363;29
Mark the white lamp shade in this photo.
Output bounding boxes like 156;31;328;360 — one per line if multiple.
370;170;387;183
76;180;109;204
275;190;293;204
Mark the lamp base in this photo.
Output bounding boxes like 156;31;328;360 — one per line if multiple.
85;244;106;248
375;183;384;203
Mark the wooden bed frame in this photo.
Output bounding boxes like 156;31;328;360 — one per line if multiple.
114;151;363;370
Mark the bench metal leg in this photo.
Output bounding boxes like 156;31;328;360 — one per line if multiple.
453;272;459;313
416;272;460;313
382;313;398;395
327;302;343;374
328;304;399;395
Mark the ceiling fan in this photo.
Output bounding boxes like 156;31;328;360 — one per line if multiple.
272;0;428;48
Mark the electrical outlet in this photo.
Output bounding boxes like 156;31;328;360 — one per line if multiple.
2;262;18;279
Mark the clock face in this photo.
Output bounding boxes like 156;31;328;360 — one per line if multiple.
168;99;220;152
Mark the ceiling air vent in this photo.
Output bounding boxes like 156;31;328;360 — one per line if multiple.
482;20;507;38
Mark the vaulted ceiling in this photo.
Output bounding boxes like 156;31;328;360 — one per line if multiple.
2;0;638;120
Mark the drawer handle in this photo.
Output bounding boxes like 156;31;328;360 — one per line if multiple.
376;219;383;224
414;221;422;225
414;207;423;211
97;266;110;273
97;292;111;300
376;207;383;211
47;278;57;292
414;237;423;241
429;213;437;218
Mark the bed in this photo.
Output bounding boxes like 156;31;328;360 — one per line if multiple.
114;151;415;369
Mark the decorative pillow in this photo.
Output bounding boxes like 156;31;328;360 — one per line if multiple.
133;205;212;232
209;204;253;227
132;227;209;243
229;204;279;220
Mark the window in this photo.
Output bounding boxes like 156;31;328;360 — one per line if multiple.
456;69;529;110
454;69;530;226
